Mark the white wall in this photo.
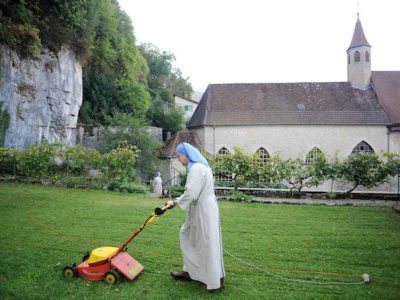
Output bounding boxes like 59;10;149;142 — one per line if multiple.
175;96;198;121
201;124;391;158
389;130;400;153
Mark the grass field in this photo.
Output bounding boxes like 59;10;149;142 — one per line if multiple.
0;183;399;299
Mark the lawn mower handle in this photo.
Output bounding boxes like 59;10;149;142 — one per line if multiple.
154;204;172;215
115;204;173;255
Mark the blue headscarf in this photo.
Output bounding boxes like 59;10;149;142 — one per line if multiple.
176;142;208;171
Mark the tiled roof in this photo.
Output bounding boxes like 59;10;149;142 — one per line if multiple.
188;82;389;128
371;71;400;124
159;131;204;158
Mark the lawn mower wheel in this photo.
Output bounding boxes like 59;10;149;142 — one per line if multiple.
62;264;76;280
104;269;120;285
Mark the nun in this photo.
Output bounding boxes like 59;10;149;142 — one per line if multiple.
166;142;225;290
153;171;163;197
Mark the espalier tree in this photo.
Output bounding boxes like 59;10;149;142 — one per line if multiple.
209;147;399;194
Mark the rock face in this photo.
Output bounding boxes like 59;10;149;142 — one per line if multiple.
0;46;82;148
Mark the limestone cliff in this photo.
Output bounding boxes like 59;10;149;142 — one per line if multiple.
0;46;82;148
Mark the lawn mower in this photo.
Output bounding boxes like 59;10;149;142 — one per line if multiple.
62;204;171;284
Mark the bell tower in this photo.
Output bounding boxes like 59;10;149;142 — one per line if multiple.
347;14;371;90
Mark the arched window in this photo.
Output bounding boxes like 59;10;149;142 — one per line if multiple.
351;141;374;154
216;147;232;183
365;51;370;62
354;51;360;62
347;53;351;64
254;147;270;167
305;147;323;164
218;147;230;155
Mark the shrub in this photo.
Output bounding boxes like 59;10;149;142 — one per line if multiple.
107;178;148;194
228;190;254;202
119;180;148;194
100;145;140;180
16;143;60;179
0;147;17;175
98;113;162;178
169;184;185;197
61;145;102;175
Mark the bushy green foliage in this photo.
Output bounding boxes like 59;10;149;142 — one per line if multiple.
0;143;144;190
0;15;41;57
139;43;192;132
383;152;400;176
209;147;398;193
79;1;152;124
338;152;390;193
140;43;193;99
161;106;185;135
16;143;60;179
282;153;330;192
61;145;102;175
0;0;92;59
169;184;185;197
97;112;162;178
109;178;148;193
256;153;287;185
228;190;254;202
100;145;140;179
211;147;256;190
0;146;17;174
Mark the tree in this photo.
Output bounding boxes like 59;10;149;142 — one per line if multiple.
256;152;287;187
139;43;193;133
0;0;94;60
383;152;400;177
212;147;255;190
338;153;389;193
79;0;151;125
282;152;330;192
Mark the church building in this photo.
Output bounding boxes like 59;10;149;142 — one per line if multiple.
187;15;400;160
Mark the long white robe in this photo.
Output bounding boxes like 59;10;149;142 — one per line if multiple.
175;162;225;290
153;176;162;197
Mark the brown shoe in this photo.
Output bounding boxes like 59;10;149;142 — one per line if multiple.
170;271;192;281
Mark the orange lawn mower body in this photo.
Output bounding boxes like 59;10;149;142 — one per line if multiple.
62;205;170;284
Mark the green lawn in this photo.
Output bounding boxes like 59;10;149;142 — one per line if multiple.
0;183;399;299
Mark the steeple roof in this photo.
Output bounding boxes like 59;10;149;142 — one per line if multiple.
347;15;371;51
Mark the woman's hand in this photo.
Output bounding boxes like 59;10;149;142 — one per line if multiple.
166;200;176;209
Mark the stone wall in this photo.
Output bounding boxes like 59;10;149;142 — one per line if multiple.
0;46;82;148
76;125;163;149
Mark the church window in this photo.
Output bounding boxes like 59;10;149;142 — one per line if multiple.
305;147;323;164
218;147;230;155
254;147;270;167
347;53;351;64
216;147;232;183
354;51;360;62
365;51;370;62
351;141;374;154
